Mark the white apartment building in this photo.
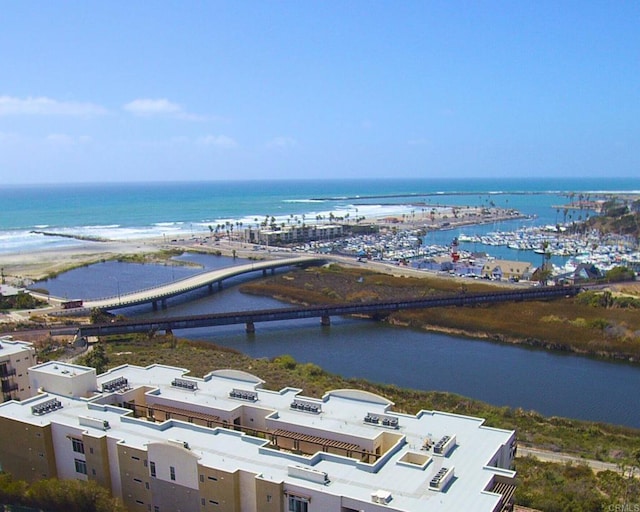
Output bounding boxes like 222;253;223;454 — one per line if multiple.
254;224;343;245
0;359;517;512
0;337;37;402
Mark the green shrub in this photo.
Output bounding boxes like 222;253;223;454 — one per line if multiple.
273;354;297;370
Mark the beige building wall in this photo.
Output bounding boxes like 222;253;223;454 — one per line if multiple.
118;444;152;511
84;432;112;490
0;417;57;482
237;469;258;512
255;477;283;512
198;464;240;512
0;339;36;401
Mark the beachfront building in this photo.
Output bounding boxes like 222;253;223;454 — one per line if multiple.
252;224;344;246
0;360;517;512
0;337;36;402
481;260;533;281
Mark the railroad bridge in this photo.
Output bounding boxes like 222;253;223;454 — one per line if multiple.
77;285;580;337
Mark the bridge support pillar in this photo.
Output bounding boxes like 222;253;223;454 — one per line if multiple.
246;321;255;334
165;329;173;335
161;299;167;309
262;269;267;276
218;281;223;291
208;283;213;293
271;268;275;275
152;301;158;311
321;315;331;327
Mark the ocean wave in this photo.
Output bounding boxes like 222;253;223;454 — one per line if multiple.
154;221;185;227
282;199;325;203
0;230;89;254
82;224;121;230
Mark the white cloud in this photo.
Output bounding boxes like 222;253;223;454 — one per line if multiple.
123;98;181;116
123;98;204;121
266;136;297;149
196;135;238;148
46;133;91;145
0;96;107;117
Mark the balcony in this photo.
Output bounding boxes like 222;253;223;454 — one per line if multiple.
1;381;18;393
0;367;17;379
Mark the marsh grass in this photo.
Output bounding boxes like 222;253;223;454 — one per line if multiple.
241;265;640;361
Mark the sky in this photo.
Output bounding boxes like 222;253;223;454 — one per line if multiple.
0;1;638;184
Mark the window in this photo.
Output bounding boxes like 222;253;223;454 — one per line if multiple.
150;461;156;478
288;496;308;512
74;459;87;475
170;466;176;481
71;438;85;454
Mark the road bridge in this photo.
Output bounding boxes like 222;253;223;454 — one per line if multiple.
76;285;579;337
74;256;326;312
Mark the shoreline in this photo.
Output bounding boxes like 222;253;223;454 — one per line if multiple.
0;206;521;284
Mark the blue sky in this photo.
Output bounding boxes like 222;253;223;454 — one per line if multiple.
1;1;638;184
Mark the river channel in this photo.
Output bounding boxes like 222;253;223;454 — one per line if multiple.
33;254;640;428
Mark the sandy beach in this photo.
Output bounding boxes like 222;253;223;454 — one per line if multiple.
0;239;167;285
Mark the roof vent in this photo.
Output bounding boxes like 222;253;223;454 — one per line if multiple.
290;399;321;414
168;439;191;450
229;388;257;401
171;378;197;390
79;415;110;430
288;465;330;485
433;434;456;456
429;466;455;491
31;398;63;415
371;490;392;504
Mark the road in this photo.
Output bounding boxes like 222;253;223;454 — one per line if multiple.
517;446;627;474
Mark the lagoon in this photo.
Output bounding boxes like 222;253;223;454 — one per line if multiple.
33;254;640;428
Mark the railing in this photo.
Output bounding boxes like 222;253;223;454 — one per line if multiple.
0;367;16;378
83;256;326;308
77;285;580;337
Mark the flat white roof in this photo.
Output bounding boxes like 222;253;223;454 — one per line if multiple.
1;362;515;511
0;338;34;358
29;360;94;378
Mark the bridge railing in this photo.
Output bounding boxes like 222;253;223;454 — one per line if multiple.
78;285;579;336
85;257;325;306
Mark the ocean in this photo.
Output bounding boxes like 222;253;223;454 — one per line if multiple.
2;177;639;256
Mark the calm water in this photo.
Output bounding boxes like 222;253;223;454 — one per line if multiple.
33;255;640;428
